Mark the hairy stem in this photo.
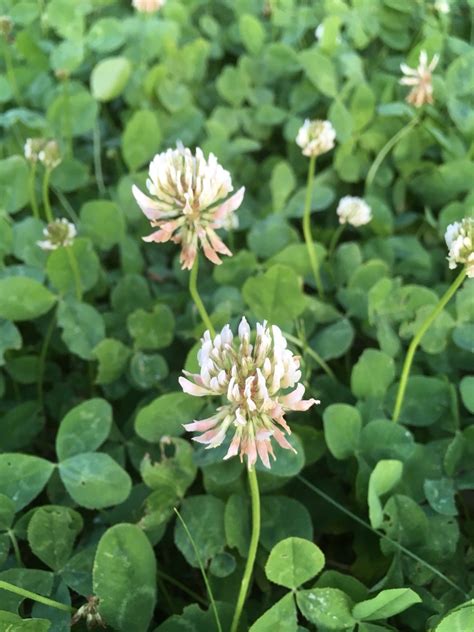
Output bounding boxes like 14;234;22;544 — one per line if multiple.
302;155;324;297
189;255;215;336
230;467;261;632
392;268;466;422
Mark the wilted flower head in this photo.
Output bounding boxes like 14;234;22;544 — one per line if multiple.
132;143;244;270
71;596;105;629
445;217;474;278
337;196;372;227
296;119;336;158
400;50;439;108
132;0;166;13
37;218;77;251
179;318;319;469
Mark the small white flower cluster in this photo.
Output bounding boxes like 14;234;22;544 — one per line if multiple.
180;317;318;469
296;119;336;158
24;138;61;170
133;143;244;269
132;0;166;13
37;218;77;251
445;217;474;278
400;50;439;108
337;196;372;227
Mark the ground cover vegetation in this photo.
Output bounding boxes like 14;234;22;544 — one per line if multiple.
0;0;473;630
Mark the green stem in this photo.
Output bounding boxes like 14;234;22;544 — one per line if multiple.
7;530;22;566
302;155;324;297
189;255;215;336
283;331;336;382
392;268;466;423
65;246;82;301
28;162;40;220
230;467;261;632
328;224;345;258
2;41;22;105
94;117;106;196
37;308;56;411
366;116;419;188
42;168;54;223
62;77;73;156
0;580;74;613
174;508;222;632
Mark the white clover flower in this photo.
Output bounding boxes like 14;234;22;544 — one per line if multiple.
132;143;245;270
400;50;439;108
179;317;319;469
434;0;450;13
24;138;45;163
38;140;61;170
132;0;166;12
37;218;77;251
296;119;336;158
445;217;474;278
337;196;372;227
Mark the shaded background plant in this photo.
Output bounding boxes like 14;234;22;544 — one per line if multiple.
0;0;473;631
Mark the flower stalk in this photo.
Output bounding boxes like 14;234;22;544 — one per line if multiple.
0;580;73;614
28;162;40;220
189;255;215;336
42;168;54;223
392;268;466;422
302;154;324;296
230;467;261;632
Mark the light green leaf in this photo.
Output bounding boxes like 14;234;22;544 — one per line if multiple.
265;537;325;589
56;398;113;461
0;156;30;214
122;110;162;171
94;524;156;632
59;452;131;509
249;593;298;632
47;238;100;295
0;277;56;321
434;601;474;632
460;376;474;413
79;200;125;250
0;454;54;511
92;338;131;385
135;392;203;442
351;349;395;399
323;404;361;460
297;588;355;630
368;460;403;529
57;298;105;360
127;304;175;351
27;506;83;571
91;56;131;102
352;588;421;622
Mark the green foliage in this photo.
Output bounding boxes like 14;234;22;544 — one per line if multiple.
1;0;473;629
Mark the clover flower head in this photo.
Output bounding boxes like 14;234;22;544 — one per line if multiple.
0;15;12;37
37;218;77;251
38;139;61;170
24;138;46;163
132;143;245;270
132;0;166;12
179;317;319;469
337;196;372;227
445;217;474;278
400;50;439;108
296;119;336;158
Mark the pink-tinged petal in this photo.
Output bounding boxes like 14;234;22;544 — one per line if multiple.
192;428;223;445
183;416;219;432
180;244;197;270
132;185;166;221
213;187;245;222
199;232;223;266
206;228;232;256
143;227;174;243
257;439;271;469
179;376;211;396
224;431;241;460
279;384;305;408
245;438;257;469
292;398;320;411
273;428;297;452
